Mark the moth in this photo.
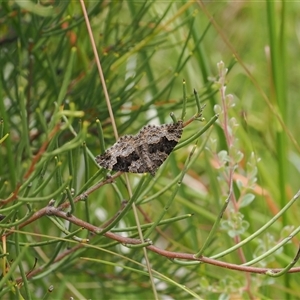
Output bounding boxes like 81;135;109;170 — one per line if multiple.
95;121;183;176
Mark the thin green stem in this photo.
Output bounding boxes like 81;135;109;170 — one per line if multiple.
18;179;70;202
96;119;106;154
144;143;198;239
82;141;90;224
65;187;75;214
111;214;192;232
181;79;187;120
175;114;218;151
49;47;76;128
99;176;148;235
194;192;231;258
0;245;29;289
244;225;300;267
266;246;300;277
14;227;32;300
30;162;62;197
211;189;300;260
193;89;202;115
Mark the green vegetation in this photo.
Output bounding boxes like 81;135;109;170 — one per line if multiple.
0;1;299;299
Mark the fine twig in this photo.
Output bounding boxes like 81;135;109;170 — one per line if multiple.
10;198;300;284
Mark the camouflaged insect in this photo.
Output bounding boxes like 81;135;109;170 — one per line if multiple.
95;121;183;176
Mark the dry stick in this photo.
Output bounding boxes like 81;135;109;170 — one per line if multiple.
78;1;118;139
78;2;158;298
11;189;300;282
13;206;300;284
4;172;122;235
